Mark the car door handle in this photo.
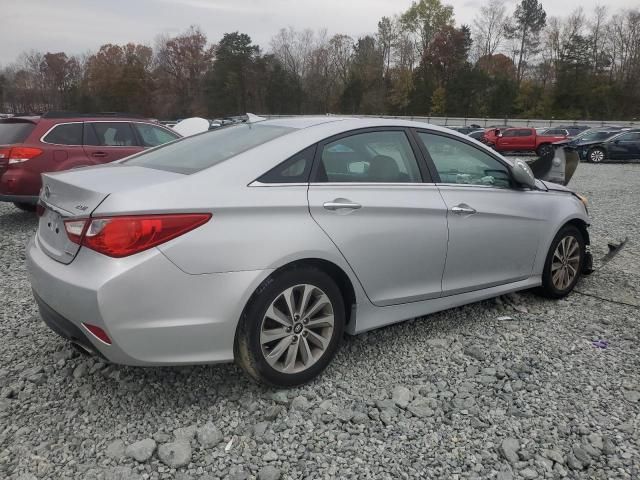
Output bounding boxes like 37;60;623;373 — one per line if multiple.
323;200;362;211
451;204;477;215
91;152;107;158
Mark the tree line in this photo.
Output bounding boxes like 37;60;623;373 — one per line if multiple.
1;0;639;120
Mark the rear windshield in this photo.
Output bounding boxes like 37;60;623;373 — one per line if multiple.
124;123;294;174
0;120;36;144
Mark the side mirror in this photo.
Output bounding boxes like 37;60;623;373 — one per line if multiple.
511;159;537;188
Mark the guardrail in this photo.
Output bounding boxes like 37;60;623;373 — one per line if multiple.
260;114;637;129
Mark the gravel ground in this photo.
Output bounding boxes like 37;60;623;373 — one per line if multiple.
1;163;639;480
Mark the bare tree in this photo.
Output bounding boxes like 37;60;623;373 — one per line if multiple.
472;0;507;60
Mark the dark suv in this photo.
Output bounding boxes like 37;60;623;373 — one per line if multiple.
0;112;180;210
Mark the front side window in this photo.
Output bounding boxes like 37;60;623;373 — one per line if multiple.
417;132;511;188
43;123;82;145
615;132;640;142
134;123;180;147
315;130;422;183
86;122;137;146
501;130;517;137
517;129;534;137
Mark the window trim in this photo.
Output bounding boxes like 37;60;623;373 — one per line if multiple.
39;122;84;146
410;128;517;190
309;126;432;185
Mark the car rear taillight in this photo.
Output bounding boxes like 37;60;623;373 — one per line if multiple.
0;147;44;164
63;213;211;258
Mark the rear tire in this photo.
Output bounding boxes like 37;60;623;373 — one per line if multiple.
235;267;345;387
13;202;36;212
535;225;584;299
588;147;606;163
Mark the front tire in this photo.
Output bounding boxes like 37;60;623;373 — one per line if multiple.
535;225;584;299
235;267;345;387
588;147;606;163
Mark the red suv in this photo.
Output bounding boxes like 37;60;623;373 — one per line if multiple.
0;113;181;211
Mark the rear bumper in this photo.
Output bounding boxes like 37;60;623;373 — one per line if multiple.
27;235;272;366
33;291;106;358
0;194;39;204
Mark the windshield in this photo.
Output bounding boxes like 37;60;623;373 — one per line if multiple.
0;120;36;144
124;123;294;174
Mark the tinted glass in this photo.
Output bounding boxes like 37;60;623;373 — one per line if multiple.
42;123;83;145
580;131;616;142
501;130;517;137
517;129;533;136
417;132;511;188
87;122;137;146
615;132;640;141
134;123;180;147
316;131;422;183
258;145;316;183
0;121;36;144
125;124;293;174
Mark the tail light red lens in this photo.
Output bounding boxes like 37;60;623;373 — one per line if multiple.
5;147;43;164
64;213;211;258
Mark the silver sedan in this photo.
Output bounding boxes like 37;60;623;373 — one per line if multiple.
27;117;591;386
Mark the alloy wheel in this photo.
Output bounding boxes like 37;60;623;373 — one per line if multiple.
551;236;580;290
590;149;604;163
260;284;334;374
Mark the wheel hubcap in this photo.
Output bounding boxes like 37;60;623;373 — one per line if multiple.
260;284;334;374
591;150;604;162
551;236;580;290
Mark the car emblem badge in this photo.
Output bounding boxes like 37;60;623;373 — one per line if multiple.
44;186;51;199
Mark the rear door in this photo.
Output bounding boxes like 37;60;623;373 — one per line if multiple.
516;128;535;149
307;128;448;306
83;121;143;163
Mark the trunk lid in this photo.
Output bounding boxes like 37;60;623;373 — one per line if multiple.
38;164;184;264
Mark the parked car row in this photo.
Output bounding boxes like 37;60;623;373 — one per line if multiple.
0;112;180;210
446;124;639;162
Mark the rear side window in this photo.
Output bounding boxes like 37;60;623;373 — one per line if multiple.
42;123;83;145
85;122;137;146
258;145;316;183
134;123;180;147
0;121;36;144
124;124;294;174
315;130;422;183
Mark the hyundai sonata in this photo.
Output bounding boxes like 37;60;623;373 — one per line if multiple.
27;117;592;386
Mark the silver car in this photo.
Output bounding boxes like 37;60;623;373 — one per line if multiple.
27;117;591;386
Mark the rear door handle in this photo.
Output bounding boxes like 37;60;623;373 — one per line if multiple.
451;204;477;215
91;152;107;158
323;200;362;211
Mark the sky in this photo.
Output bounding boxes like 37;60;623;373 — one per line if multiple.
1;0;637;64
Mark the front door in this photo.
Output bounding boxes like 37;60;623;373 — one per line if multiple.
414;130;544;296
307;128;449;306
608;132;640;160
83;122;143;164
